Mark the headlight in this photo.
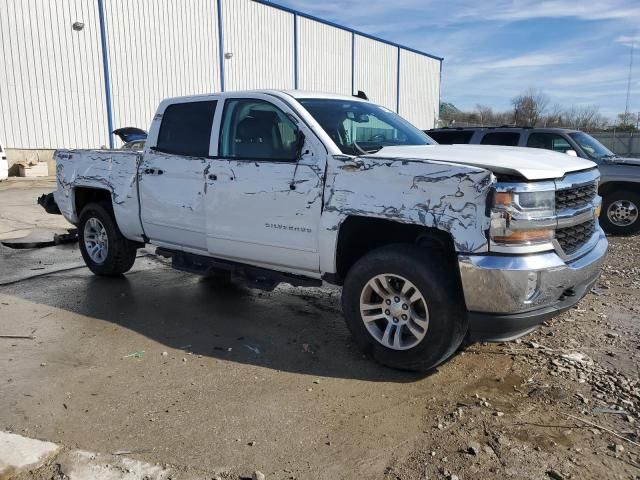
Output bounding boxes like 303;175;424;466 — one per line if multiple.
490;185;556;249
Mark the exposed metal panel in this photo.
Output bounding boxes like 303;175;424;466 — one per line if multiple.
353;35;398;111
221;0;295;91
0;0;108;149
399;49;440;129
297;18;351;95
103;0;220;139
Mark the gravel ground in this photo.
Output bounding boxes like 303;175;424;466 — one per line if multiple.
0;179;638;480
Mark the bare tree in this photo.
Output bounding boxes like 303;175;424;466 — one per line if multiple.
440;89;612;130
511;88;550;127
542;103;563;127
475;104;494;126
563;105;607;131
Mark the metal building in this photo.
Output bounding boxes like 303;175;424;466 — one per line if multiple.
0;0;442;150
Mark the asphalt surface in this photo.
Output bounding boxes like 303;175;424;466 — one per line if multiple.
0;178;638;480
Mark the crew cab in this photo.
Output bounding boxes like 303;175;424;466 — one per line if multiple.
45;91;607;371
427;127;640;235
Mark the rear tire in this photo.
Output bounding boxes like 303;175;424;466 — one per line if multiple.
78;202;138;276
341;244;467;372
600;191;640;235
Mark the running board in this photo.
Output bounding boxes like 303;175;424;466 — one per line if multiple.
156;248;322;291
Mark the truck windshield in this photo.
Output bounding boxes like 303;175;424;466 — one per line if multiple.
298;98;434;155
568;132;615;161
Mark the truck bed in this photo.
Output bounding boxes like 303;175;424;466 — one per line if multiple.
54;149;144;241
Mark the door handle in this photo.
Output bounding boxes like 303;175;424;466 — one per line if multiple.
144;168;164;175
208;174;217;181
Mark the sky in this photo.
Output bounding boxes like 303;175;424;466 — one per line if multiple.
276;0;640;121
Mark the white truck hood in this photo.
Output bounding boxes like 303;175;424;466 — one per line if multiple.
367;144;597;181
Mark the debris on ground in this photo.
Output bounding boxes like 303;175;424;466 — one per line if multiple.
123;351;145;359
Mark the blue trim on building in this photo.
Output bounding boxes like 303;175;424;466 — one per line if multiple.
96;0;114;148
217;0;225;91
351;32;355;95
396;47;401;113
437;61;443;127
251;0;443;62
293;12;299;89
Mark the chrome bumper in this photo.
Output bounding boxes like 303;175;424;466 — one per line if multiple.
459;228;607;326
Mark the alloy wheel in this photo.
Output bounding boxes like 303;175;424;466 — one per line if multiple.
84;217;109;264
359;273;429;350
607;199;638;227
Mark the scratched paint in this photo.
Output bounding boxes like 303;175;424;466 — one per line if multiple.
54;149;144;241
318;155;493;275
52;91;503;278
55;144;493;279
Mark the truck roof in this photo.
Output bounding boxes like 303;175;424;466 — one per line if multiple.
428;126;582;135
158;89;370;105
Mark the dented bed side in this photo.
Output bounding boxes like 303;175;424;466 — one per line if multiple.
54;149;145;242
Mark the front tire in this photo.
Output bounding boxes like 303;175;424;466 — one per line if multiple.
78;202;138;276
600;191;640;235
342;244;467;372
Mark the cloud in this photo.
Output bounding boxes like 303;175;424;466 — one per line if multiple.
485;53;573;69
616;34;640;47
275;0;639;118
466;0;640;23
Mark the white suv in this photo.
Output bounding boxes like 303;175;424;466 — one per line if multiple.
0;140;8;180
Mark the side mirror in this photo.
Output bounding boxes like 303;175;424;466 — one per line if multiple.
565;149;578;157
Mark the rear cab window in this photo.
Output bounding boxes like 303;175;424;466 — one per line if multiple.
480;132;521;146
156;101;217;157
427;131;474;144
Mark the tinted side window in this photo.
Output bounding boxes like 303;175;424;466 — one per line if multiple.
156;101;217;157
427;131;474;144
527;133;572;153
480;132;520;146
220;99;298;161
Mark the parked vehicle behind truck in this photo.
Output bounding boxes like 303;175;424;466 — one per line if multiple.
427;127;640;235
0;140;8;181
43;90;607;371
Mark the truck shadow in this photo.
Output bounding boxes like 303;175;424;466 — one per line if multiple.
5;260;449;382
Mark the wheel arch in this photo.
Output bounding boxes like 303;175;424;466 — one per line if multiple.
74;187;113;218
599;181;640;197
330;216;460;286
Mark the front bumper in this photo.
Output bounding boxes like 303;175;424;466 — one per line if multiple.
458;229;608;341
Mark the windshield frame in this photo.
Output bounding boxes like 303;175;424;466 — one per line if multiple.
568;131;615;161
297;98;435;156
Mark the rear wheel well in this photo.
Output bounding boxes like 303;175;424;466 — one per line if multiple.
333;216;458;285
74;188;112;218
599;181;640;197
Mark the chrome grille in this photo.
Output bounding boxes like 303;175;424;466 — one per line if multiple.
556;182;597;210
556;219;596;255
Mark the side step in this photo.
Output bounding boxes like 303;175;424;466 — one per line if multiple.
156;248;322;291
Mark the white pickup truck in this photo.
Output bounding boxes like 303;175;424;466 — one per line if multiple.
45;90;607;371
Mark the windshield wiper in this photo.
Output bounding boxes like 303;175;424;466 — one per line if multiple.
352;142;383;155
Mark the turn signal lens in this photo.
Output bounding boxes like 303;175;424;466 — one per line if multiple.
493;192;512;206
492;229;554;244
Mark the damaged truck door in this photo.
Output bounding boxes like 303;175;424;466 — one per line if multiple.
206;95;324;273
46;90;607;372
140;99;219;251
